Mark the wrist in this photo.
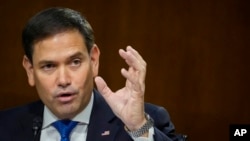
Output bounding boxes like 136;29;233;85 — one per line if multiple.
124;113;154;138
126;116;147;131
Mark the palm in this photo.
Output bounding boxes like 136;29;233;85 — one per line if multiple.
95;46;146;130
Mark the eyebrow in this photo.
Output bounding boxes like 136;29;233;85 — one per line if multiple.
38;60;55;66
37;51;85;66
68;52;84;60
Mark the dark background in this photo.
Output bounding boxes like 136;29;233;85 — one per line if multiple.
0;0;249;140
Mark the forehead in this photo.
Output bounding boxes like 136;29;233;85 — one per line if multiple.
32;30;88;62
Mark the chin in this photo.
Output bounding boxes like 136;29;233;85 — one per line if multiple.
57;105;79;119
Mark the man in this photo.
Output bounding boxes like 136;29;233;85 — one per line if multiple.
0;7;185;141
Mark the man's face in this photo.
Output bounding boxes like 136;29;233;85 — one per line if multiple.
23;30;100;119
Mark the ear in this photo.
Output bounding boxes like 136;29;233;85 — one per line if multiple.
90;44;100;77
22;55;35;86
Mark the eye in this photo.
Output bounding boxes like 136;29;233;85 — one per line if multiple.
71;59;81;67
41;63;56;71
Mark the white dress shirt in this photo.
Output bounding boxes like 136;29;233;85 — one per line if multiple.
40;92;154;141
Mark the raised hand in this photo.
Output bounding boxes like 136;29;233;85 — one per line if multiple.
94;46;147;131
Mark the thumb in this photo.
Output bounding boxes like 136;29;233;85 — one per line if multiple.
94;76;113;97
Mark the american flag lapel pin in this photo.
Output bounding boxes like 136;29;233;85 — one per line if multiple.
101;130;110;136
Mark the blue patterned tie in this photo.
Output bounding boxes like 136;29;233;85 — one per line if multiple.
52;120;78;141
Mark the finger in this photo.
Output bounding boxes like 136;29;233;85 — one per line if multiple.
119;49;143;72
94;76;113;97
120;47;146;82
126;46;147;82
121;68;145;93
126;46;146;66
119;46;147;71
121;68;136;84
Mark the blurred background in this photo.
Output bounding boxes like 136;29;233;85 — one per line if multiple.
0;0;249;140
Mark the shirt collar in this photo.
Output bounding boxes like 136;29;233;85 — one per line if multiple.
42;92;94;128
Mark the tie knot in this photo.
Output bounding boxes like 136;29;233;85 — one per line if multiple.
52;120;78;141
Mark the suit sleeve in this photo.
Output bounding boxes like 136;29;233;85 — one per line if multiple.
149;106;183;141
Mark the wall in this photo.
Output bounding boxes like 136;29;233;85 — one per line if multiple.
0;0;249;140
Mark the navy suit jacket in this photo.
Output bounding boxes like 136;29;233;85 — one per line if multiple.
0;90;183;141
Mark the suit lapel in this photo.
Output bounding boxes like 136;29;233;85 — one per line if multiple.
18;101;44;141
14;91;131;141
86;90;122;141
15;92;120;141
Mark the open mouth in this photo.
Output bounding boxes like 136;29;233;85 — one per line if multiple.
57;93;76;103
60;93;73;97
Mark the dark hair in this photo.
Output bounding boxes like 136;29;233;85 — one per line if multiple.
22;7;95;62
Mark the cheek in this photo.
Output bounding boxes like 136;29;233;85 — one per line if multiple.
75;69;92;87
74;66;94;90
34;73;55;100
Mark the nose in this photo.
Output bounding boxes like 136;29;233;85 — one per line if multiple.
57;66;71;88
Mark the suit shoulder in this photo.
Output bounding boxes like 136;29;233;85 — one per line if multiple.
144;103;172;122
145;103;170;115
0;100;43;120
